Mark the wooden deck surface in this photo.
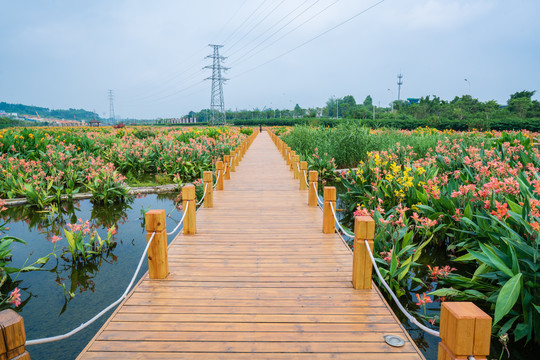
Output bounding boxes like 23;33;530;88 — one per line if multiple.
77;131;424;359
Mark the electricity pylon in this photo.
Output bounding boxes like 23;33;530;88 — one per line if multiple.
204;45;229;125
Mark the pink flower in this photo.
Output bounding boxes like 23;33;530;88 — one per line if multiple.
8;288;21;307
415;292;433;306
51;235;62;244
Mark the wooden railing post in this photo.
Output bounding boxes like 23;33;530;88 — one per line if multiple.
223;155;231;180
145;209;169;279
299;161;308;190
308;170;318;207
0;310;30;360
216;161;224;191
202;171;213;208
285;147;291;166
438;302;492;360
322;186;336;233
234;149;240;167
289;150;296;171
352;216;375;289
230;151;236;172
293;155;300;179
182;184;196;234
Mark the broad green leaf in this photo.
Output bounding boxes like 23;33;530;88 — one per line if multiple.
498;316;519;337
479;242;514;277
454;253;475;262
494;273;522;325
398;261;411;281
390;246;398;275
513;322;530;342
464;203;472;220
506;199;523;215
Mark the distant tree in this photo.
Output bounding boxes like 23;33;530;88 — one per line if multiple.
363;95;373;108
484;100;499;120
509;90;536;102
507;90;535;118
294;104;305;118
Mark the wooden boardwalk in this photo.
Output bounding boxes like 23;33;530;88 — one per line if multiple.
77;131;424;359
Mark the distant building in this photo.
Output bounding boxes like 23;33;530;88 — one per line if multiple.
407;98;420;105
89;119;101;127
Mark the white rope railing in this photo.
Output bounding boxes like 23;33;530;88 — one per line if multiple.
326;201;440;338
303;169;310;189
213;168;221;189
166;201;190;236
26;231;158;346
329;202;354;237
196;182;209;206
364;239;440;337
317;192;323;207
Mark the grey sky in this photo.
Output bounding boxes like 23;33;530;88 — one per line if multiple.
1;0;539;119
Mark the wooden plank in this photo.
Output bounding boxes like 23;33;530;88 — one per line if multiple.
98;330;409;342
89;340;419;353
80;352;421;360
77;132;424;360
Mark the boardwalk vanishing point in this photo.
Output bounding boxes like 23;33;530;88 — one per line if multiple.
76;130;425;359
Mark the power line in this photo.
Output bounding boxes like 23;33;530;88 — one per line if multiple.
222;0;270;45
226;0;288;52
232;0;386;79
229;0;335;68
216;0;250;41
226;0;312;59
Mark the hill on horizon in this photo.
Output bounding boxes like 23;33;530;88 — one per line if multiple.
0;101;99;121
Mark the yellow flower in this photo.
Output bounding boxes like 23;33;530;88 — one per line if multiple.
416;167;426;175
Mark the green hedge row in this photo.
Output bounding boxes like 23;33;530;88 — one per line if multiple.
232;117;540;131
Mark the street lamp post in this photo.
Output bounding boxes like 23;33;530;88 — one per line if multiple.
464;78;471;95
387;89;394;112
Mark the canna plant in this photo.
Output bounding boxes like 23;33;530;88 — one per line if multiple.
61;219;117;263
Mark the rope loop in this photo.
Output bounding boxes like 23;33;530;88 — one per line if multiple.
167;201;191;236
196;183;209;206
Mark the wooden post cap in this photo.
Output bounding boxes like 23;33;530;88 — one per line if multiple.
300;161;307;170
216;161;223;170
354;216;375;240
308;170;318;182
323;186;336;201
0;309;28;360
202;171;213;182
145;209;166;232
439;302;492;359
182;184;196;201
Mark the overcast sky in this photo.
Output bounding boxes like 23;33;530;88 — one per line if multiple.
1;0;539;119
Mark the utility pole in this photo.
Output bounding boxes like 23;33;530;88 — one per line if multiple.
397;73;403;101
108;89;115;124
204;44;229;125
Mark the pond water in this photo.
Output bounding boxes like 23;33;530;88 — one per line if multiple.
2;193;181;360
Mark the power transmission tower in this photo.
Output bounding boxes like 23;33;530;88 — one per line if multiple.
204;45;229;125
397;73;403;101
108;90;115;124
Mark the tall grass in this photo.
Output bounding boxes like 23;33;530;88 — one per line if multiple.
281;121;493;168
